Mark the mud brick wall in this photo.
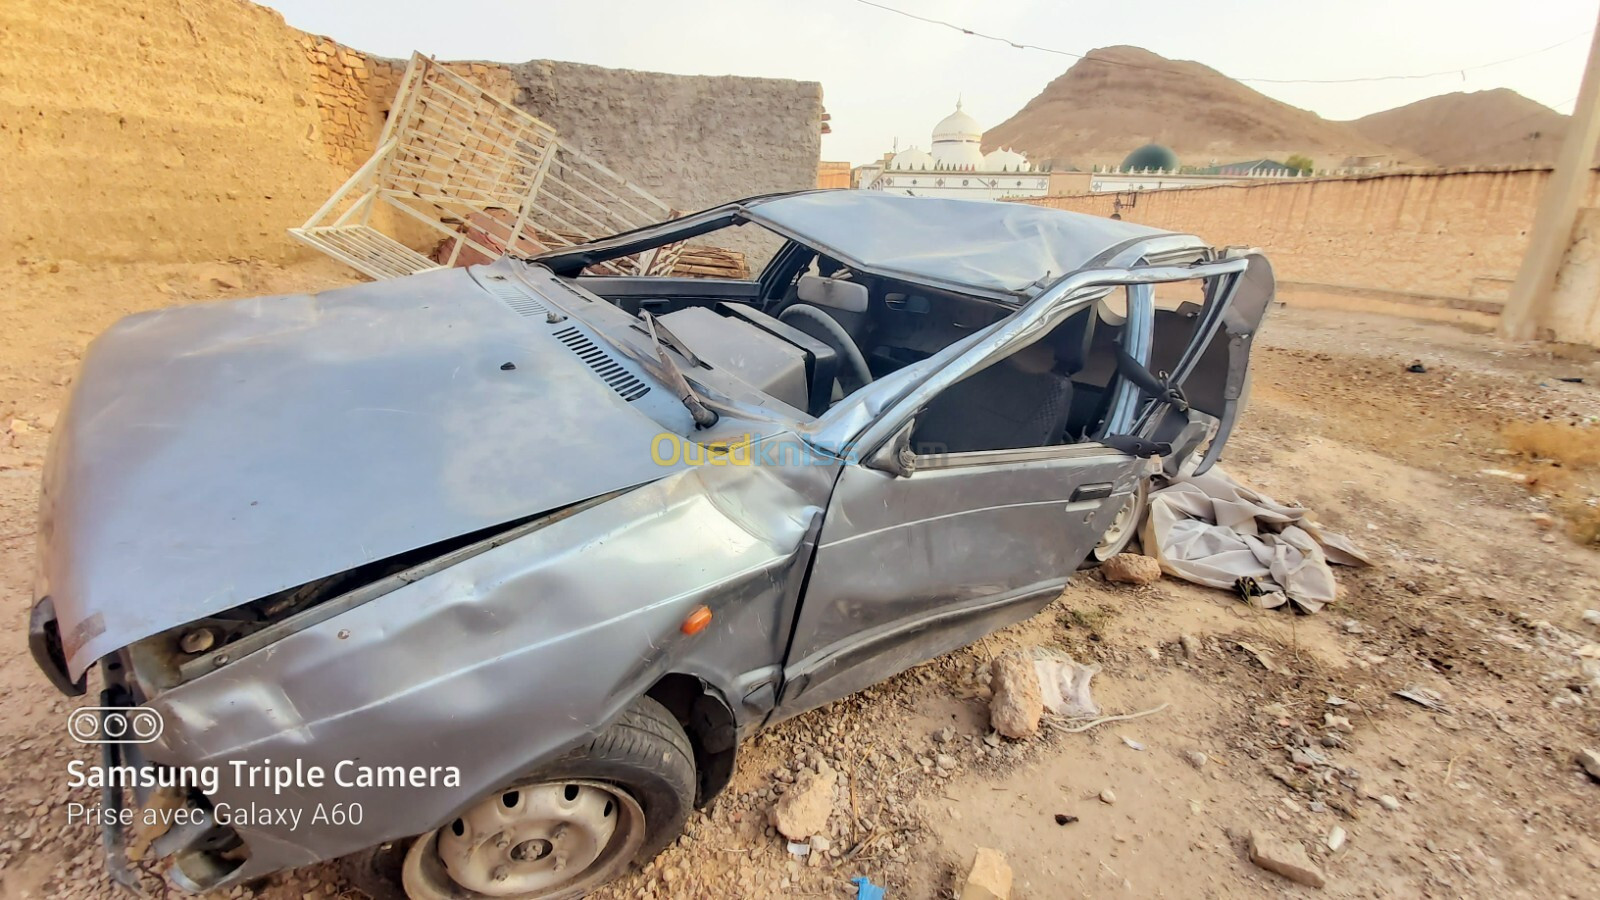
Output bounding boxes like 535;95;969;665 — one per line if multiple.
1;0;347;264
300;40;520;169
302;50;825;262
508;60;824;217
299;35;388;169
307;49;825;262
2;0;821;267
1019;168;1600;307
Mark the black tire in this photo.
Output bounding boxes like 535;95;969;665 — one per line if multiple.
339;839;409;900
523;695;697;863
337;696;696;900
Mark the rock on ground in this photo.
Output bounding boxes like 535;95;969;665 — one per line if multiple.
960;847;1012;900
1101;553;1162;585
769;765;837;840
1578;748;1600;782
989;652;1044;739
1248;829;1327;888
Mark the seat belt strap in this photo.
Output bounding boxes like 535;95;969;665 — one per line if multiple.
1114;345;1190;413
1102;434;1172;459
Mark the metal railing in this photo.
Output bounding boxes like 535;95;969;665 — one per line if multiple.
292;53;683;280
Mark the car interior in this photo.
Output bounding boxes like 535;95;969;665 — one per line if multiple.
567;240;1205;454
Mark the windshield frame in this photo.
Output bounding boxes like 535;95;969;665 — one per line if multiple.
530;191;1214;306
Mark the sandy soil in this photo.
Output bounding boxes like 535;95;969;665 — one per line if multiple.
1;267;1598;899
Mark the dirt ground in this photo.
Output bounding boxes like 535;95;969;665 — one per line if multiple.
2;261;1598;899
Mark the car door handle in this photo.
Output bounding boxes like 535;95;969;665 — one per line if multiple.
1071;483;1115;502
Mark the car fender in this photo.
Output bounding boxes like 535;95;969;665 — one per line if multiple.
144;436;834;888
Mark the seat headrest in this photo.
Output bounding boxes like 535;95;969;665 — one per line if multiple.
795;274;869;313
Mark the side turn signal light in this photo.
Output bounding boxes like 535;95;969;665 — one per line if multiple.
681;605;712;635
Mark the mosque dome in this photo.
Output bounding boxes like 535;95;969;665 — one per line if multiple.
930;100;984;169
932;141;984;169
878;100;1036;176
981;148;1030;171
889;147;935;170
932;104;983;144
1121;143;1179;172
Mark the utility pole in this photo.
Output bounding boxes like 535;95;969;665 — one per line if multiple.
1500;6;1600;342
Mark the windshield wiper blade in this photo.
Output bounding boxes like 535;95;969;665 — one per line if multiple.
643;312;706;368
642;312;718;429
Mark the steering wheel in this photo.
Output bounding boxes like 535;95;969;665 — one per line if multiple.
778;304;875;396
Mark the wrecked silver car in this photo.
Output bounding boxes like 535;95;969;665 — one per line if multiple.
30;191;1272;898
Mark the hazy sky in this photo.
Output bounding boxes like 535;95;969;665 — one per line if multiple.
260;0;1597;164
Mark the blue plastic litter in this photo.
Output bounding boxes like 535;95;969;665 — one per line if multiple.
851;875;886;900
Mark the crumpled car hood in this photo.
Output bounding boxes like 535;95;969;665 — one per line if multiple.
41;265;683;678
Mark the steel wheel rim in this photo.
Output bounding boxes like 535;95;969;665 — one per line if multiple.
402;780;645;900
1093;480;1147;561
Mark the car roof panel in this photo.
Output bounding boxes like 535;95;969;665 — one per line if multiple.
742;191;1190;299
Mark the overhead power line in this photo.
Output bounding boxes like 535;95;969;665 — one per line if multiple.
850;0;1589;86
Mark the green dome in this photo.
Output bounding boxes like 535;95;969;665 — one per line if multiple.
1121;144;1179;171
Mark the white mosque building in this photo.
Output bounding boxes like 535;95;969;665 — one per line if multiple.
853;101;1049;201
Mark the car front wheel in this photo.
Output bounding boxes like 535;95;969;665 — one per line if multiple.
1084;476;1150;566
342;696;695;900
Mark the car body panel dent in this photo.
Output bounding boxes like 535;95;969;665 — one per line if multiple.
147;437;832;886
777;448;1142;714
29;192;1276;895
42;263;704;678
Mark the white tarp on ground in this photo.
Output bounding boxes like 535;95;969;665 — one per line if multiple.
1142;468;1372;613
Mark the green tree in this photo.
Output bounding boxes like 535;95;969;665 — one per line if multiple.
1284;154;1315;175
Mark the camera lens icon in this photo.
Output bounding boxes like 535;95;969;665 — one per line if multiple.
68;707;163;744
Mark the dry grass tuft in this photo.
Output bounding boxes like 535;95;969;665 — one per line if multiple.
1502;421;1600;546
1557;499;1600;546
1502;421;1600;471
1060;603;1116;635
1544;341;1600;364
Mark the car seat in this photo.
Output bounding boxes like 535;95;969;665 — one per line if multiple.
911;340;1074;454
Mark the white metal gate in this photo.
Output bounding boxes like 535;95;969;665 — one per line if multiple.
292;54;684;280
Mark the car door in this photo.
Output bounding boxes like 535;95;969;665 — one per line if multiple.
773;434;1142;719
771;252;1263;719
1151;251;1275;474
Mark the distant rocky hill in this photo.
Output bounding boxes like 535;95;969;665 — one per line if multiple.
1345;89;1570;167
982;46;1403;171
